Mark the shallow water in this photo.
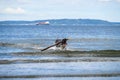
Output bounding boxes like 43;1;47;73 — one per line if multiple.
2;77;120;80
0;62;120;80
1;62;120;76
0;50;120;80
0;24;120;80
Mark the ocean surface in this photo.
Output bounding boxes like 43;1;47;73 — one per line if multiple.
0;24;120;80
0;24;120;51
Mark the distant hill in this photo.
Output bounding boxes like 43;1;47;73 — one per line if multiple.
0;19;120;26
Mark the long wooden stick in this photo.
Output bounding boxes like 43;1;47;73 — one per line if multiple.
41;42;61;51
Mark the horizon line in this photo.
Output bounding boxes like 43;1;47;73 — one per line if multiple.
0;18;118;22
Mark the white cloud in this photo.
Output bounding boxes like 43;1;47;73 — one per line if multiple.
98;0;112;2
116;0;120;2
51;0;83;6
17;0;31;3
3;7;26;14
99;0;120;3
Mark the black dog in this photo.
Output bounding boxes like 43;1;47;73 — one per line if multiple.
55;38;68;50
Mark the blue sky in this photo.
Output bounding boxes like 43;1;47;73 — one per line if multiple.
0;0;120;22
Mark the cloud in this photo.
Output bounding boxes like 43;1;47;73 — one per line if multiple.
99;0;120;3
3;7;26;14
116;0;120;2
17;0;31;3
98;0;111;2
50;0;83;6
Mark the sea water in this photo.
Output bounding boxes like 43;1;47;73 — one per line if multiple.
0;25;120;51
0;24;120;80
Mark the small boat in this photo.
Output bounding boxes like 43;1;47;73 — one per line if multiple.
36;21;50;25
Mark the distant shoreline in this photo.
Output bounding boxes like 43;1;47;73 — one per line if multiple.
0;19;120;25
